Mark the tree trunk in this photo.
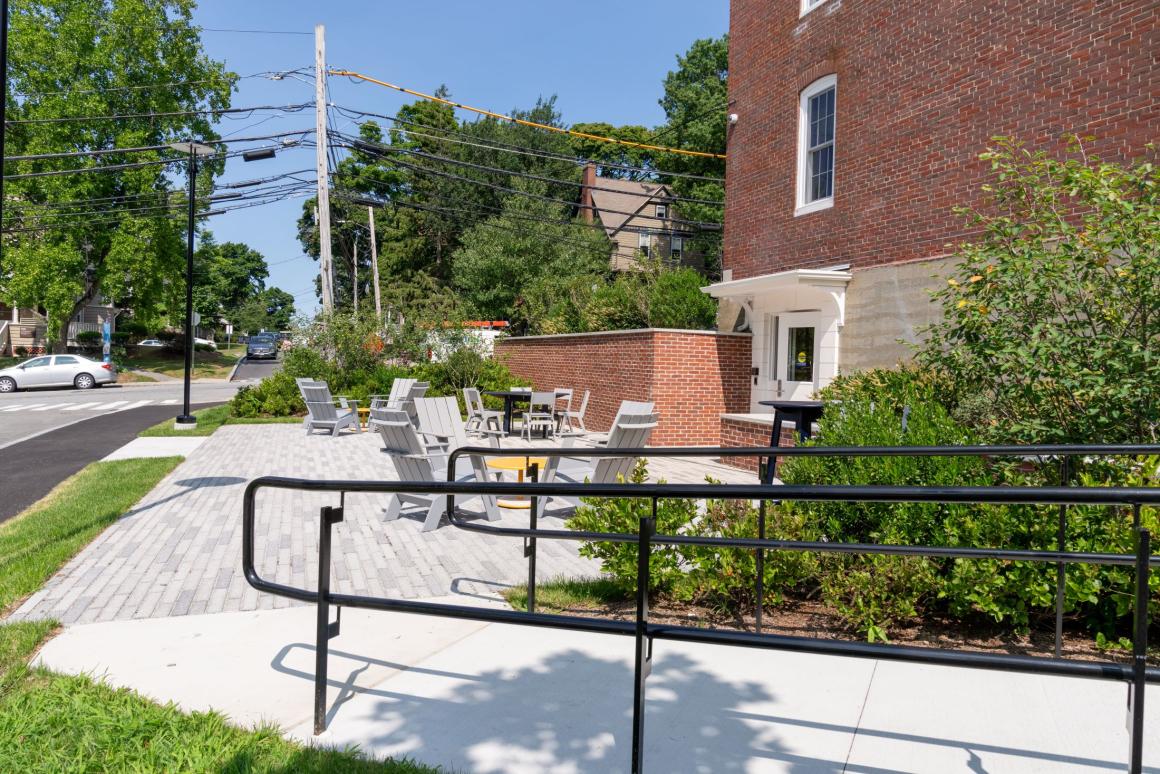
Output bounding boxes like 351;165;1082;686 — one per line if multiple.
54;275;100;353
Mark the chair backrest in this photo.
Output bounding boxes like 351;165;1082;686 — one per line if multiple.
387;377;417;403
573;389;591;417
529;391;556;414
610;400;654;432
375;410;436;483
463;387;484;416
413;396;470;450
554;388;573;411
591;412;657;483
302;385;338;422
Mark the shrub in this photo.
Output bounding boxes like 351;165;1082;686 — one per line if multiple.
229;370;305;418
647;268;717;330
75;331;101;350
581;275;648;332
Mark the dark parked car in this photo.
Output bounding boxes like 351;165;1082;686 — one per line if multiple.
246;336;278;360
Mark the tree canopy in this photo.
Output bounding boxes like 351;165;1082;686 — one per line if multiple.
2;0;234;347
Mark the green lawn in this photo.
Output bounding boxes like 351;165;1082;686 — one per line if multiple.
138;404;303;437
0;456;184;615
119;346;241;380
0;621;435;773
0;440;437;773
503;576;627;614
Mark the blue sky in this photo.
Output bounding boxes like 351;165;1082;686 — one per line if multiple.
192;1;728;314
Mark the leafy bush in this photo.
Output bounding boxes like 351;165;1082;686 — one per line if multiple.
75;331;101;350
229;371;305;418
647;268;717;330
917;137;1159;444
581;275;649;332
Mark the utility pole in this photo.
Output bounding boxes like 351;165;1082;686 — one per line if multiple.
1;0;10;271
351;235;358;316
368;206;382;320
314;24;334;314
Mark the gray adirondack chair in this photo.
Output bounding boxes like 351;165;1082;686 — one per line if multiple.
557;389;590;434
589;399;655;444
375;407;501;531
301;383;358;436
546;412;657;508
413;395;503;453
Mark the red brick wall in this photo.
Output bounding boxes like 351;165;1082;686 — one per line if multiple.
725;0;1159;279
720;417;797;472
495;329;752;445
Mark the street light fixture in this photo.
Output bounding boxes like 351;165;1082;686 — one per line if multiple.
168;140;215;431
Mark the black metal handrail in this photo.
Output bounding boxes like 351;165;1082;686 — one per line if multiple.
242;443;1157;773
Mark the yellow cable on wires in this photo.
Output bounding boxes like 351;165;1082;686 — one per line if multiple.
329;69;727;160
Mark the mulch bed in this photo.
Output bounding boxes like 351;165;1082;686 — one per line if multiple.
537;594;1158;666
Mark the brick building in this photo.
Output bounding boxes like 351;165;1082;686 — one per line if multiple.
705;0;1158;410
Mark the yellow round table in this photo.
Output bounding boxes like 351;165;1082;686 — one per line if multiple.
357;406;371;429
487;456;547;509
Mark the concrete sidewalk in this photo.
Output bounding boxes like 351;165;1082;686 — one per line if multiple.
35;606;1159;773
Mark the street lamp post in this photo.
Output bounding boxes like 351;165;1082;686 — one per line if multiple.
169;141;215;430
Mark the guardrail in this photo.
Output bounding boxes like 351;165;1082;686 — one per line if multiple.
243;443;1159;773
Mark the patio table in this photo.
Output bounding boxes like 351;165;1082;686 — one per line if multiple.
757;399;825;484
486;455;547;509
482;390;568;435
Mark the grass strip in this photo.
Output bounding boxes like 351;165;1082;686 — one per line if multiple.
503;576;627;614
138;404;303;437
0;456;183;615
0;623;436;773
119;347;240;380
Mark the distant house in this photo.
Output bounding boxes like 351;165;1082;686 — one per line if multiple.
578;163;703;272
0;301;118;356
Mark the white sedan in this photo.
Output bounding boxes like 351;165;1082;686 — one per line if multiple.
0;354;118;392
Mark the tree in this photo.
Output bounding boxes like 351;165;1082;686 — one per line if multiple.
917;137;1159;444
2;0;233;349
450;182;610;331
232;288;295;336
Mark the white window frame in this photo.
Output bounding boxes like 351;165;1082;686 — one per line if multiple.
670;235;683;261
637;231;651;258
800;0;831;17
655;203;668;219
795;74;837;217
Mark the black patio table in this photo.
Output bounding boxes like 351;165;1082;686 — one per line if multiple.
757;399;825;484
482;390;569;435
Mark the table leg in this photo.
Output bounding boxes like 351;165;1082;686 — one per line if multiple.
503;398;514;435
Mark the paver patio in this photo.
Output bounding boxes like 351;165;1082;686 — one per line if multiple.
11;424;756;625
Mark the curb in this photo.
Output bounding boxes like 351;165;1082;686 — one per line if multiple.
227;357;246;382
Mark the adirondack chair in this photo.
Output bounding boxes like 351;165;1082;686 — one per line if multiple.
375;407;501;531
413;395;503;454
369;381;428;429
464;387;504;435
546;412;658;508
301;383;358;436
590;399;655;444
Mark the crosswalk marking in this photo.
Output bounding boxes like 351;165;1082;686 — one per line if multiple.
1;403;46;412
115;400;153;411
90;400;127;411
32;403;71;411
161;399;178;405
62;402;100;411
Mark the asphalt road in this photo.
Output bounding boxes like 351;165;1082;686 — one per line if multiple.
0;402;218;524
0;380;242;449
231;357;280;382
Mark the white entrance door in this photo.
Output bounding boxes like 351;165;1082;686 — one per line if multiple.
775;311;820;401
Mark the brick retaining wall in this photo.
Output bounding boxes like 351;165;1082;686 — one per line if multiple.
495;329;751;446
720;415;797;473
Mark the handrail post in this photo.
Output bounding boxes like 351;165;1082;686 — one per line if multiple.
631;506;657;774
526;462;539;614
314;502;344;735
1127;525;1149;774
756;499;766;634
1055;455;1071;658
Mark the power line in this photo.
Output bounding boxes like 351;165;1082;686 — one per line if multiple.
6;129;315;163
5;102;313;126
333;139;721;230
338;131;724;207
201;27;312;36
8;70;304;99
329;70;727;160
332;104;726;183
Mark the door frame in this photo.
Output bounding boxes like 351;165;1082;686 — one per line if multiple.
775;310;821;400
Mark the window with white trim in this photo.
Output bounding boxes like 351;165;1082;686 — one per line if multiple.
796;74;836;216
669;235;683;261
637;231;651;258
800;0;830;16
655;203;668;219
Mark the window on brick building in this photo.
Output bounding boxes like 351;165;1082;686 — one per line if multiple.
796;74;837;216
800;0;830;16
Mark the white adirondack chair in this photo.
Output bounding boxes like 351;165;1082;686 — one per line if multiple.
301;383;358;436
589;399;655;444
413;395;503;454
546;412;658;508
375;408;502;531
464;387;504;435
